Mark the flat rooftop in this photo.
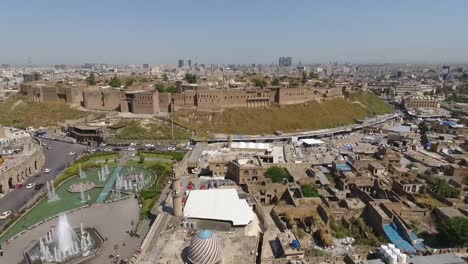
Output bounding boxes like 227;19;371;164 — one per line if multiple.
184;188;254;226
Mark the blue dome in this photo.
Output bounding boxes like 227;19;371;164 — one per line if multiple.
197;229;213;239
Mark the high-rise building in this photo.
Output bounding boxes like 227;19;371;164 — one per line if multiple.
188;59;192;67
178;59;184;68
279;57;292;67
23;72;42;82
442;65;451;80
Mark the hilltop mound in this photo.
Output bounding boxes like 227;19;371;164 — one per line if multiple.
175;92;392;138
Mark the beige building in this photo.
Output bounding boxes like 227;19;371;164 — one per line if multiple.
402;95;442;109
227;157;265;185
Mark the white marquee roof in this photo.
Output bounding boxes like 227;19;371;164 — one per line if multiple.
183;189;254;226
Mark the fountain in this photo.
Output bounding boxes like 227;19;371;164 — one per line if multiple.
115;171;149;192
104;164;110;175
47;181;60;202
79;191;90;203
24;214;104;264
78;165;86;179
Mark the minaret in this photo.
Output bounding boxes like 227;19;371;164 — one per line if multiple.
171;168;183;217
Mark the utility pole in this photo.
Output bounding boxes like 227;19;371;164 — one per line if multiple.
171;99;174;140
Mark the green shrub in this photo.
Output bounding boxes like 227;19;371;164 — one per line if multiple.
301;184;319;197
265;166;292;183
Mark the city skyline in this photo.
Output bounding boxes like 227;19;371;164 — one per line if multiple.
1;0;468;65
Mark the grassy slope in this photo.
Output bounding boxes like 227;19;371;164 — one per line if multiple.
0;96;87;128
175;91;392;137
115;120;191;140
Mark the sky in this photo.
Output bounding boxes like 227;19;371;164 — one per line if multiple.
1;0;467;65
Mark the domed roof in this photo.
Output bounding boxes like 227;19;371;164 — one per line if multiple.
187;230;223;264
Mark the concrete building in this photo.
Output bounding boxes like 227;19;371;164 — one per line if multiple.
227;156;265;185
0;134;45;198
22;72;42;83
402;95;442;109
279;57;292;67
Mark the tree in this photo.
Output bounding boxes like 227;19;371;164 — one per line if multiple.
271;78;280;86
252;79;267;88
437;217;468;247
429;178;460;198
302;71;308;84
86;72;97;85
265;166;291;183
165;86;178;93
301;184;319;197
154;83;165;93
108;76;122;87
139;155;145;164
185;73;197;84
124;77;136;87
140;77;149;83
163;73;168;81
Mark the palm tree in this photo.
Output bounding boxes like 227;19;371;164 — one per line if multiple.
429;178;459;198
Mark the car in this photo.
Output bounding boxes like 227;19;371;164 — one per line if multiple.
46;146;52;150
0;211;12;220
44;168;51;173
42;142;47;146
35;184;44;190
127;147;135;151
129;142;136;146
16;184;23;189
130;153;136;157
68;152;76;156
167;147;175;151
26;183;36;189
104;148;113;152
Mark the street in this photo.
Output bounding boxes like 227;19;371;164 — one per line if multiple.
0;139;87;227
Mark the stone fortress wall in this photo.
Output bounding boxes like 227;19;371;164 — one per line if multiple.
20;81;361;115
0;137;45;198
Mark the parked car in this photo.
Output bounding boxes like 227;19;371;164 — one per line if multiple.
26;183;36;189
0;211;12;220
35;184;44;190
16;183;23;189
68;152;76;156
167;147;176;151
44;168;51;173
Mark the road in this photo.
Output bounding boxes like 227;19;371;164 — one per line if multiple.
0;138;87;227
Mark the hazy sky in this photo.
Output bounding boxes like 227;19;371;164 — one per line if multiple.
1;0;467;65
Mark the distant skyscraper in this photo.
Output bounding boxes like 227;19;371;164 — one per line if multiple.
188;59;192;67
442;65;451;80
143;64;149;69
279;57;292;67
178;59;184;68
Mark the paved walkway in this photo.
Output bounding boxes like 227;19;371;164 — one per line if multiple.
2;197;142;264
96;152;129;203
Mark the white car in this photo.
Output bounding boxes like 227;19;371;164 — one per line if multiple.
144;144;154;148
44;168;51;173
127;147;135;152
129;142;136;146
130;153;136;157
68;152;76;156
167;147;175;151
0;211;12;220
26;183;36;189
